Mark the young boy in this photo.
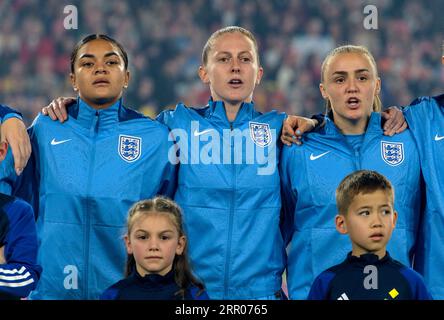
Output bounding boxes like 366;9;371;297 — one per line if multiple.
0;131;41;299
307;170;431;300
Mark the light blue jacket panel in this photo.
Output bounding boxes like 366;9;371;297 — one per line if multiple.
280;112;423;299
158;99;287;299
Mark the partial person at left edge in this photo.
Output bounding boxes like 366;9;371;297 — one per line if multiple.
0;122;41;299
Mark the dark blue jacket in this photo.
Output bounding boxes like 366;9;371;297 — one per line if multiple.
100;269;209;300
308;252;432;300
0;193;41;299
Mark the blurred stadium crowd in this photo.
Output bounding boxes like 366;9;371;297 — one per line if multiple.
0;0;443;124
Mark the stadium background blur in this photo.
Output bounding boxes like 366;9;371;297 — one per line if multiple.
0;0;443;125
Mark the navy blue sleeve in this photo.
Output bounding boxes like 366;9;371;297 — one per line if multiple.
99;286;120;300
408;94;444;108
1;198;41;298
400;267;433;300
307;271;335;300
0;104;22;123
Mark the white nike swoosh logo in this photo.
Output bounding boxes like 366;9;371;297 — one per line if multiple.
51;138;72;145
193;129;214;136
435;134;444;141
310;151;331;160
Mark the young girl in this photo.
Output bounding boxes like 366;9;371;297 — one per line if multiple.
280;45;423;299
100;197;208;300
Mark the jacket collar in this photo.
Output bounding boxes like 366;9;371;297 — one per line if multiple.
322;112;383;136
207;97;256;127
346;251;391;265
69;97;122;130
133;268;176;286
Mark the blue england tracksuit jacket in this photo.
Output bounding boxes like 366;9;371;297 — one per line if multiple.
0;193;41;299
280;112;423;299
308;252;431;300
0;99;176;299
157;99;286;299
403;94;444;299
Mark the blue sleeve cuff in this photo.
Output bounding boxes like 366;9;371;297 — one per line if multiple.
1;113;23;123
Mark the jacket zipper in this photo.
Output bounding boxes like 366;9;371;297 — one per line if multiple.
84;111;99;299
224;122;235;298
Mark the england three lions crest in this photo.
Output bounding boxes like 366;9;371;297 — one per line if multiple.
119;135;142;163
381;141;404;166
249;122;272;147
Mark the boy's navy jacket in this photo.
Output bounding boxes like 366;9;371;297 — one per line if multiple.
100;268;209;300
308;252;432;300
0;99;177;299
0;193;41;299
403;94;444;299
157;99;286;299
280;112;423;299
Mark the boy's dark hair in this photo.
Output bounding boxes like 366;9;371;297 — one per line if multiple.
336;170;394;215
125;196;205;299
70;34;129;73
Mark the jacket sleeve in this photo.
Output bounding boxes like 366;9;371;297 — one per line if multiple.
0;104;23;123
414;280;434;300
0;150;17;195
400;267;433;300
158;144;178;199
279;145;297;246
0;199;42;299
155;110;179;198
307;272;334;300
402;94;444;127
12;125;40;219
0;105;26;195
0;121;40;217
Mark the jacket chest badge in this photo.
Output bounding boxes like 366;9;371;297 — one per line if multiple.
249;122;272;147
381;141;404;166
119;135;142;163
